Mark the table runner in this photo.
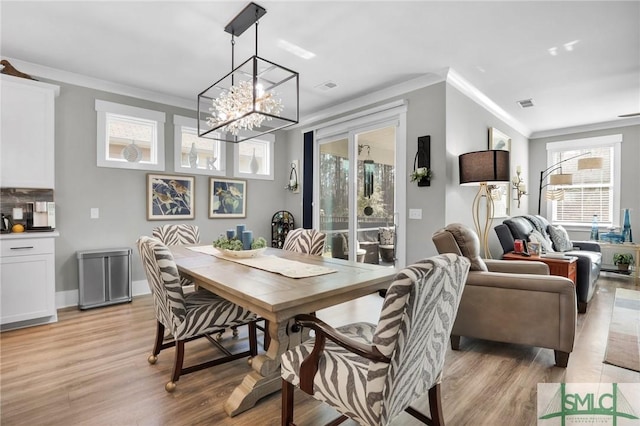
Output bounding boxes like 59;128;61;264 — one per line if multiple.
186;245;337;279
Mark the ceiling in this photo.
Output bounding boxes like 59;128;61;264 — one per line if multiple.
2;1;639;137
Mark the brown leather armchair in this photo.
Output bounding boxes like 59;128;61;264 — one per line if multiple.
432;223;577;367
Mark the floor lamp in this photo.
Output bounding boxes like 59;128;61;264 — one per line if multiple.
459;150;510;259
537;153;603;215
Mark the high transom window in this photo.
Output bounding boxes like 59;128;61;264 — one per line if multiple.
95;100;165;171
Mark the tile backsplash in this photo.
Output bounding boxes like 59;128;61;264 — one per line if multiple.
1;188;54;226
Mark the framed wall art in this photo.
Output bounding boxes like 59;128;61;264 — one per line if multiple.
488;127;511;218
209;178;246;218
147;174;195;220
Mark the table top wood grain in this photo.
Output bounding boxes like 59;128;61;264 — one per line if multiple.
171;245;398;324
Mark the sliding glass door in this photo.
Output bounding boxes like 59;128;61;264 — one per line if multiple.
317;124;398;266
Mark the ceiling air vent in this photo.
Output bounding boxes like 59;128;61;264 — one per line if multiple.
517;98;535;108
315;81;338;91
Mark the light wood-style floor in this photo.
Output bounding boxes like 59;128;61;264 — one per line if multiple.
1;274;638;426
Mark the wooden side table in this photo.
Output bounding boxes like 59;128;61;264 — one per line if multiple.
502;252;577;284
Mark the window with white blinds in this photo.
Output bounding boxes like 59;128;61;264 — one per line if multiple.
546;135;621;227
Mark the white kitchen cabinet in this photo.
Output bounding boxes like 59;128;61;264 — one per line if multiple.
1;234;58;328
0;74;59;189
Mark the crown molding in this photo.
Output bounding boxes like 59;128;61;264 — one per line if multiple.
445;68;530;137
3;57;195;111
530;116;640;139
296;71;448;130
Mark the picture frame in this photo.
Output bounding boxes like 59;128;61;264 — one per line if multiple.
147;173;195;220
209;178;246;218
527;241;541;256
488;127;511;218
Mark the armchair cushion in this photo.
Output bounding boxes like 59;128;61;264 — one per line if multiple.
439;223;488;271
548;224;573;252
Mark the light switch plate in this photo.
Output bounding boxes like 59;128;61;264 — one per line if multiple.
409;209;422;220
90;208;99;219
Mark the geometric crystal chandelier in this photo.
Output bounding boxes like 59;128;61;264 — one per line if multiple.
198;2;299;143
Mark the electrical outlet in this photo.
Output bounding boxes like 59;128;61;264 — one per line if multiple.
409;209;422;220
90;208;99;219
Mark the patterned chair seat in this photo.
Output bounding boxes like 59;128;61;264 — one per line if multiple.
177;290;257;340
281;323;376;424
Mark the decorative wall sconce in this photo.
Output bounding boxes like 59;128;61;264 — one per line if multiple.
285;160;299;193
512;166;527;208
411;135;431;186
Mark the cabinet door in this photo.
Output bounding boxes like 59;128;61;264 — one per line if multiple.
1;253;56;324
0;76;58;188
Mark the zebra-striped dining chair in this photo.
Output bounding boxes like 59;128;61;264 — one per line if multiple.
281;254;470;426
282;228;326;256
137;236;258;392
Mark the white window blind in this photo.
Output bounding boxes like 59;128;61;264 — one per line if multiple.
546;135;621;227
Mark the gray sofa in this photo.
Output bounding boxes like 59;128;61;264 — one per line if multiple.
494;215;602;313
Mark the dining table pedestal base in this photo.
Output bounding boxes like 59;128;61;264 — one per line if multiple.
224;318;303;417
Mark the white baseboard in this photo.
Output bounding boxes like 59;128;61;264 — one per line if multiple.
55;280;150;309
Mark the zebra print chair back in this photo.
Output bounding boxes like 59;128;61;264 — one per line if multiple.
374;254;469;423
152;224;200;246
281;254;470;425
282;228;326;256
152;224;200;287
137;236;186;333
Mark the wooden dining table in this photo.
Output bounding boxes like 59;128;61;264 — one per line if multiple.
170;245;399;417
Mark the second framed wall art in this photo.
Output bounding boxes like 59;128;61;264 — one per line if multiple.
209;178;246;218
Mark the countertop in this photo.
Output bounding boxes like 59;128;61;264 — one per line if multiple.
0;231;60;240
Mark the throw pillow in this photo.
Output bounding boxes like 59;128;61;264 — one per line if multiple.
547;225;573;252
529;229;555;253
379;227;394;246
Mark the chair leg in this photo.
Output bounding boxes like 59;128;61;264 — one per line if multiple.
428;383;444;426
249;321;258;357
554;350;570;368
148;321;165;364
282;379;295;426
405;382;444;425
166;340;185;393
263;319;271;351
450;335;461;350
